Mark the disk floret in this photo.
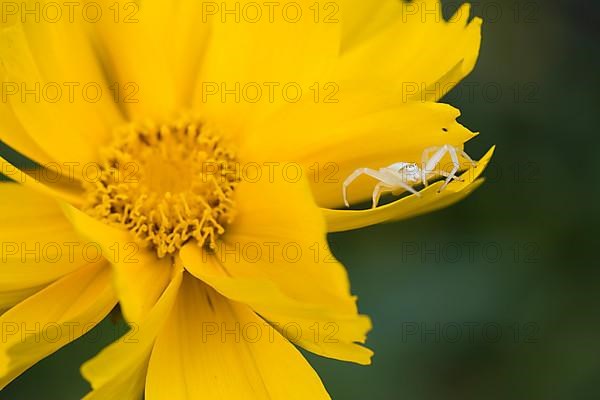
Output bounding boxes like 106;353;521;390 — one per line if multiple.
84;117;239;258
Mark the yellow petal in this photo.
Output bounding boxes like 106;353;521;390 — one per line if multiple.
323;146;495;232
198;0;339;84
169;0;212;105
0;184;91;308
245;98;479;208
194;0;340;133
338;0;403;51
0;260;116;389
61;204;172;323
81;267;183;400
0;288;41;315
0;5;123;164
0;157;85;206
0;103;54;166
181;249;373;365
90;0;209;121
336;0;482;101
146;276;331;400
180;176;372;364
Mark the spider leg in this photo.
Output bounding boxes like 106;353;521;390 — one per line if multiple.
458;148;478;167
387;176;422;198
343;168;389;208
423;145;450;184
372;183;395;209
421;146;441;186
396;180;421;197
438;146;460;192
439;170;464;182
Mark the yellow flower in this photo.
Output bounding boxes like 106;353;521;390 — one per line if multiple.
0;0;493;398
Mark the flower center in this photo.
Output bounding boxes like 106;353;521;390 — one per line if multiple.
83;117;239;258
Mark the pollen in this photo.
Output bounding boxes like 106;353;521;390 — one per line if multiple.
83;116;239;258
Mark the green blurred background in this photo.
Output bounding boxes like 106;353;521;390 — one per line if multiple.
2;0;599;398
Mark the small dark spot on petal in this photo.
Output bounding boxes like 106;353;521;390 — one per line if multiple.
138;133;150;146
442;128;448;132
206;292;215;312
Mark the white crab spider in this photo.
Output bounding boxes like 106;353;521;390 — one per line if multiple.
343;144;477;209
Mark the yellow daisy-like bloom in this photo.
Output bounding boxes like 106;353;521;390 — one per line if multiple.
0;0;493;398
